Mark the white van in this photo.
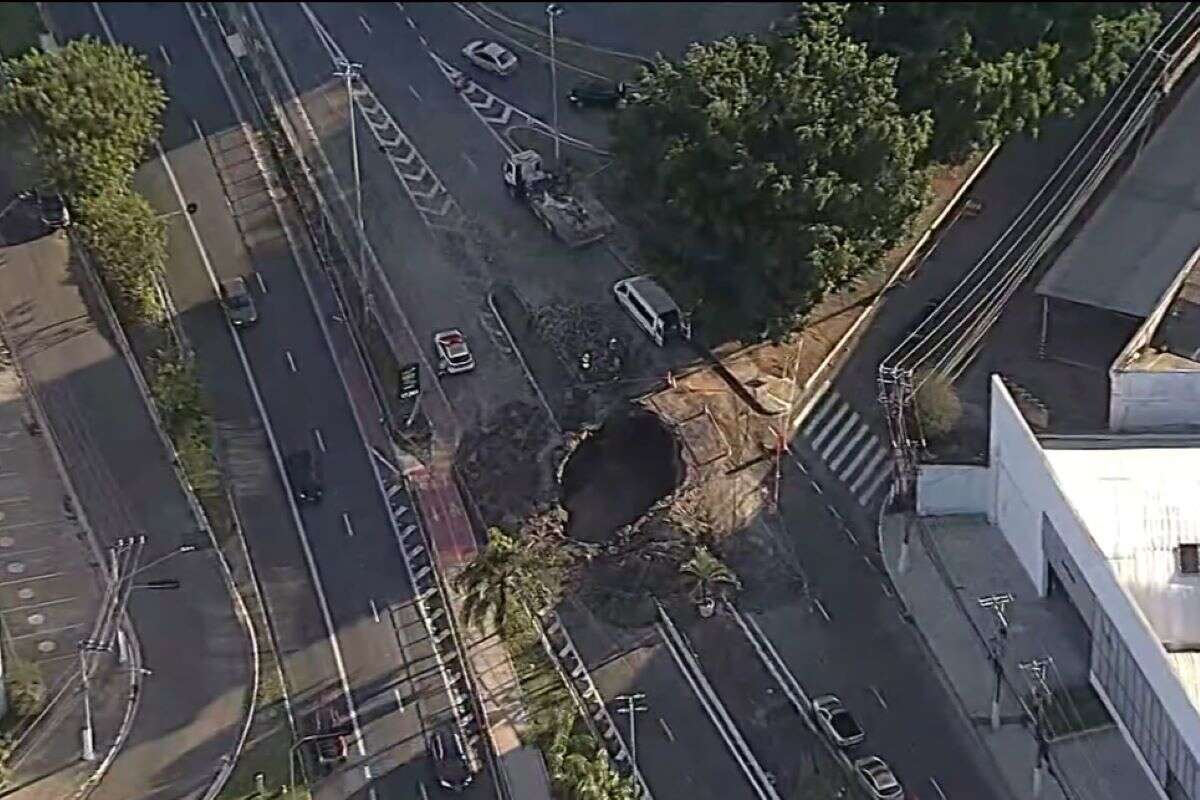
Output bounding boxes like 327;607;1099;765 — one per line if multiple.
613;276;691;346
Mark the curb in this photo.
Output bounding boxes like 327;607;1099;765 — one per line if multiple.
875;497;1022;800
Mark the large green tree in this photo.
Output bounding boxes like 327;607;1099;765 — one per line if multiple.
0;37;166;195
76;189;167;325
612;4;931;340
844;3;1162;162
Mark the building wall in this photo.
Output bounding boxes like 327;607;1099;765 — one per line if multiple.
984;376;1200;798
1110;369;1200;432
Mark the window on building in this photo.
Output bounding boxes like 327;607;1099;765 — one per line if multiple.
1177;544;1200;575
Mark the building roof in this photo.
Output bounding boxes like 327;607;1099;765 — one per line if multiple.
1043;443;1200;649
1035;75;1200;318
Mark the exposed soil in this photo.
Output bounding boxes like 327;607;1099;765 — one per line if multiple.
561;408;682;543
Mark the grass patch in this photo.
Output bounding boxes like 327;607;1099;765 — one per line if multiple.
217;712;308;800
0;4;44;59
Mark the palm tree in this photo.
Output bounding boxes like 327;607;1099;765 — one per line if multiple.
560;740;637;800
680;545;740;617
454;528;552;630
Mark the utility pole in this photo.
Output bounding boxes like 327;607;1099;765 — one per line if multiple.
546;4;564;167
615;693;648;768
333;56;367;323
1020;657;1052;798
978;593;1014;730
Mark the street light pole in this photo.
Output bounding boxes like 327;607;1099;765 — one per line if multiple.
334;56;367;322
79;644;96;761
615;693;647;768
546;4;564;167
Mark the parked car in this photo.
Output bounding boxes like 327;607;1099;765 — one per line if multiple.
312;695;350;770
37;190;70;229
811;694;865;748
462;40;517;76
430;722;473;792
285;449;323;504
434;329;475;375
853;756;904;799
567;80;631;108
219;276;258;328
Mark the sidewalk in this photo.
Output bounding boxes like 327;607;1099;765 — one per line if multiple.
880;510;1158;800
0;221;250;800
0;323;131;800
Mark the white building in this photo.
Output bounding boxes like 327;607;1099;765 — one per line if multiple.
919;376;1200;799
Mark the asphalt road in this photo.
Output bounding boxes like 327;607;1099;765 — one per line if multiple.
44;3;495;798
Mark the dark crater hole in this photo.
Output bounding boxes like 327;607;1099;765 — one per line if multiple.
561;408;683;543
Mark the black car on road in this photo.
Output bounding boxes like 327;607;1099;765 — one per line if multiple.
567;80;635;108
284;450;323;504
430;723;473;792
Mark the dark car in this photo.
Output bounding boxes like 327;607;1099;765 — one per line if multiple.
285;450;323;504
430;723;472;792
220;277;258;328
567;80;632;108
37;191;70;229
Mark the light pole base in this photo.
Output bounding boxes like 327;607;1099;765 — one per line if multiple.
81;725;96;762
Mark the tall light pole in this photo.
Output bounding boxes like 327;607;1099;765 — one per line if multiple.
615;693;647;768
334;56;367;322
546;4;564;167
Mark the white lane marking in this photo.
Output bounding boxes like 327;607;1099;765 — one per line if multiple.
179;0;366;757
930;777;948;800
394;687;405;712
408;84;422;102
158;44;171;66
658;717;675;742
810;480;823;496
285;351;297;372
870;686;888;709
418;782;429;800
370;598;380;622
313;428;326;452
461;152;477;172
343;513;355;537
359;14;372;33
880;580;893;597
368;788;378;800
813;598;831;622
844;527;859;546
255;272;267;293
828;505;842;522
363;763;373;782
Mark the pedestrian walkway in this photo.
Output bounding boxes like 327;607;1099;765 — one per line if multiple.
0;329;130;800
879;510;1158;800
799;386;892;506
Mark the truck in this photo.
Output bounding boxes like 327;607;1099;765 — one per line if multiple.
502;150;615;247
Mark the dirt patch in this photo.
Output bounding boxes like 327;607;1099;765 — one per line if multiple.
561;408;682;543
457;400;562;529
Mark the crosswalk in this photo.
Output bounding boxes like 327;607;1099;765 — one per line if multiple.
799;387;894;507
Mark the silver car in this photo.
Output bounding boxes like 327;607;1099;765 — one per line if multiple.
220;277;258;328
812;694;865;748
462;40;518;76
853;756;904;799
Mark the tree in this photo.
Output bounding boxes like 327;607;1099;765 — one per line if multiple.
844;3;1162;163
76;189;167;325
5;657;45;718
454;529;555;630
559;740;638;800
0;37;166;196
150;349;206;439
680;545;740;608
612;4;931;340
914;372;962;442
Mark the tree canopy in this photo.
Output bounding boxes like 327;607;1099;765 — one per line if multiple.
0;37;166;196
844;2;1162;162
612;4;932;340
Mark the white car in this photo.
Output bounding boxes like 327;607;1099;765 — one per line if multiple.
462;40;518;76
853;756;904;799
811;694;865;748
434;329;475;375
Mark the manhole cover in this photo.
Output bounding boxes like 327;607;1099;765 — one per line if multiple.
18;588;34;600
6;561;25;574
37;640;56;654
27;613;44;626
0;535;13;547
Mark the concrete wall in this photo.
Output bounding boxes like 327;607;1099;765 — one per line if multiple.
915;465;990;516
986;376;1200;797
1110;369;1200;432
